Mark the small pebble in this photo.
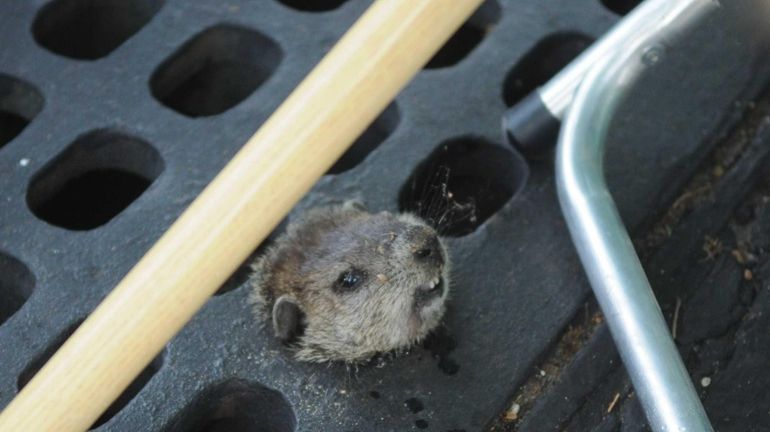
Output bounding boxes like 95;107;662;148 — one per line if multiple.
744;269;753;281
19;158;29;167
539;369;546;377
732;249;746;264
701;377;711;387
503;403;520;421
503;402;521;422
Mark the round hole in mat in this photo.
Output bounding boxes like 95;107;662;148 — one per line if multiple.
150;24;283;117
599;0;642;15
327;102;400;174
32;0;164;60
275;0;347;12
424;0;501;69
399;136;528;237
0;74;44;150
18;319;165;430
0;252;35;327
502;32;594;107
165;378;296;432
26;129;164;231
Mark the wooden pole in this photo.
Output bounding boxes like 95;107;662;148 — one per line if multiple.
0;1;483;430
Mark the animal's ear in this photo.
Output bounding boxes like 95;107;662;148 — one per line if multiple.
272;296;305;344
342;200;367;212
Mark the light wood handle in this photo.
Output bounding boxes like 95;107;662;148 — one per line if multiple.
0;1;484;430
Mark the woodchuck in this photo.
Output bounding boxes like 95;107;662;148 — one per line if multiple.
249;202;449;363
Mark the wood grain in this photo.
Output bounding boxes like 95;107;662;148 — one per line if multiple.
0;0;484;430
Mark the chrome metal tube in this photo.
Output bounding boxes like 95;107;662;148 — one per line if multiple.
503;0;719;156
556;1;718;431
541;0;714;120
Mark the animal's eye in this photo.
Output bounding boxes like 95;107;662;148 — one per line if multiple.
334;268;367;292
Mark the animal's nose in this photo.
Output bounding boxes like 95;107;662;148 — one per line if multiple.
413;234;444;266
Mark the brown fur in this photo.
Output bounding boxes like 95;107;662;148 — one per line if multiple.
249;203;449;363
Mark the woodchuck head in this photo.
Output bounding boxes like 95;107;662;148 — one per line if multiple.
249;203;449;363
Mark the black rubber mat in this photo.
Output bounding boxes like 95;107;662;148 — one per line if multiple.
0;1;768;430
